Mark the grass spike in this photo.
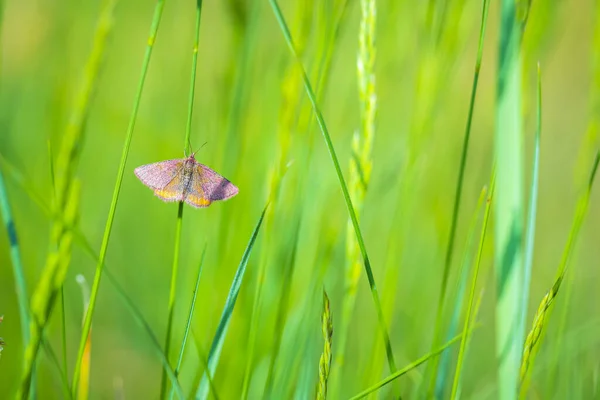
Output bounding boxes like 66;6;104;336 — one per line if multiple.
519;151;600;396
316;289;333;400
337;0;389;391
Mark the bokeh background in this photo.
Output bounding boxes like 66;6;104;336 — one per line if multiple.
1;0;599;398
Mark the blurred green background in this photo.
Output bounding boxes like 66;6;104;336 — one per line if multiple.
1;0;599;398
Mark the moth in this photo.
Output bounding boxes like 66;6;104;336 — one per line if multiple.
134;152;238;208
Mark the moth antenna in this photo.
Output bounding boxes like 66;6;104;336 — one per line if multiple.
192;141;208;156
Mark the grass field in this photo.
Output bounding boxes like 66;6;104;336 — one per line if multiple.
1;0;599;399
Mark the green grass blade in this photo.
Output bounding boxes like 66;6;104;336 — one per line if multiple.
167;246;207;400
161;3;203;396
0;171;29;350
451;169;496;399
427;0;491;390
191;330;219;400
269;0;396;374
349;331;476;400
494;0;525;398
520;63;542;348
72;0;166;392
195;205;268;399
435;186;488;397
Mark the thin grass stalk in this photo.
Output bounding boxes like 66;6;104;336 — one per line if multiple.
337;0;392;386
316;289;333;400
60;288;68;381
349;330;476;400
269;0;396;376
435;186;488;397
0;155;51;216
196;205;268;399
49;140;70;391
167;246;206;400
454;289;485;400
451;170;496;399
72;0;166;392
520;63;542;351
494;1;525;398
519;151;600;396
240;3;313;397
427;0;490;389
263;217;302;398
41;336;72;400
161;3;203;394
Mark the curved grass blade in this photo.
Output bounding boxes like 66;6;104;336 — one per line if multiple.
269;0;396;374
349;330;477;400
167;246;207;400
72;0;166;392
161;2;204;397
451;170;496;400
195;205;268;399
191;329;219;400
427;0;491;390
519;151;600;396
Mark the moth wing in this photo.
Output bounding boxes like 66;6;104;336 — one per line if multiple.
154;176;185;203
134;159;184;190
185;163;239;208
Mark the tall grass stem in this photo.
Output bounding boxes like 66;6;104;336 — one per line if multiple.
72;0;166;392
269;0;397;375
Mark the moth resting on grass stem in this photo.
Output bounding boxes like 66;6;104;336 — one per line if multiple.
135;152;239;208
